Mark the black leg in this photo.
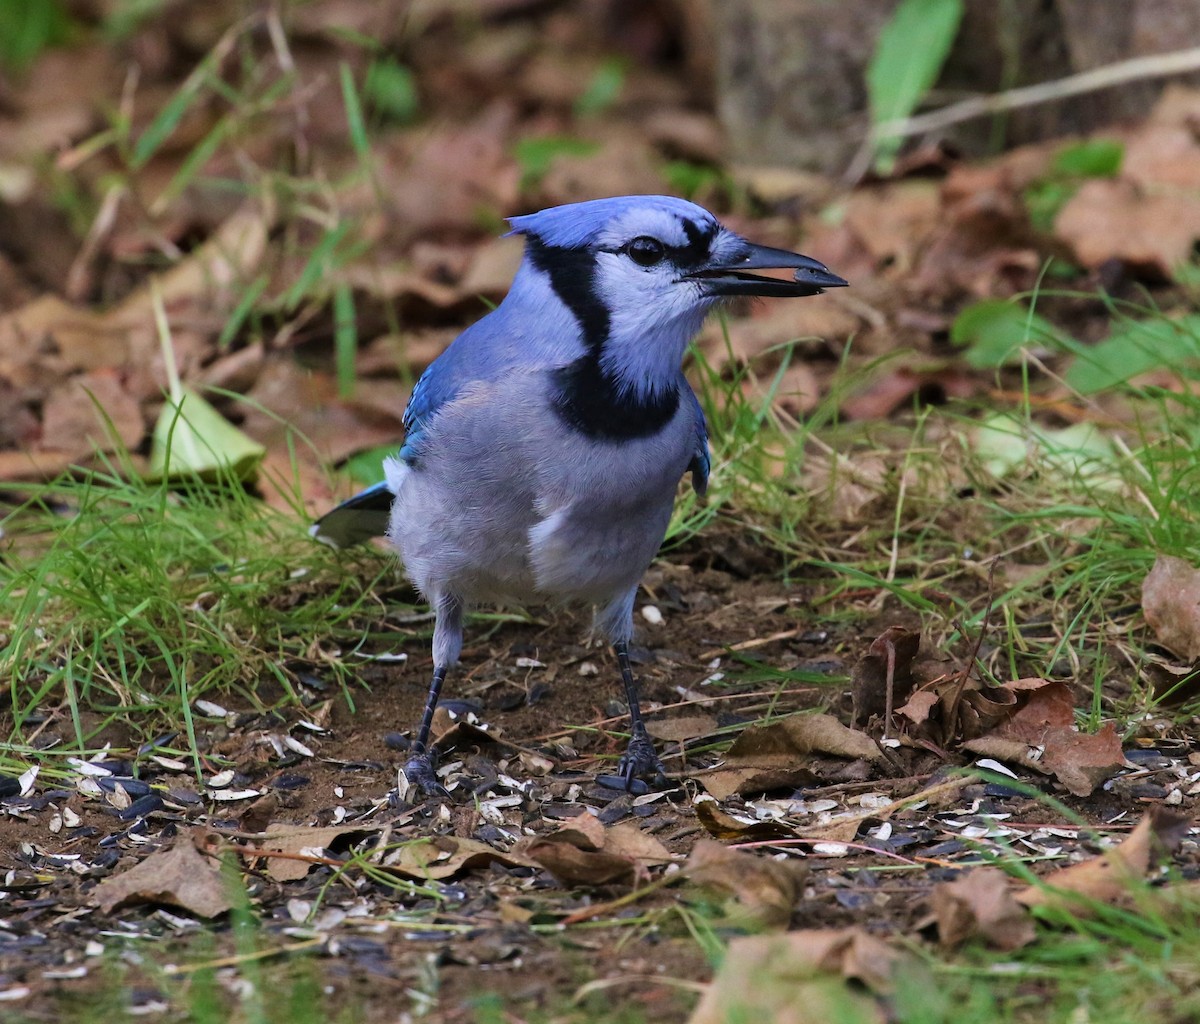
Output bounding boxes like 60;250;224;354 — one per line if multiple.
403;664;449;797
612;640;665;790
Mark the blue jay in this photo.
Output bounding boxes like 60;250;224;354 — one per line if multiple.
312;195;846;796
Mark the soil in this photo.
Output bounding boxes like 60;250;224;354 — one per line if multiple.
3;535;1194;1023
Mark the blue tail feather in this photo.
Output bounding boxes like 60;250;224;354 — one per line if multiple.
310;481;394;548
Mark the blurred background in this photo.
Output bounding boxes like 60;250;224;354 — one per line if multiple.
0;0;1199;504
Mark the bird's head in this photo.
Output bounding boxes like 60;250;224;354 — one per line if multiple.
503;196;846;408
506;195;846;329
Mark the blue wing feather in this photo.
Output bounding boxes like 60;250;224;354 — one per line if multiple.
686;388;710;496
397;312;521;464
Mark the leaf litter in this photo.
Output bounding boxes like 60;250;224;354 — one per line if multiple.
2;2;1200;1021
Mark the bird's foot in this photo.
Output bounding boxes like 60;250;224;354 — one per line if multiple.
401;751;450;802
598;729;667;794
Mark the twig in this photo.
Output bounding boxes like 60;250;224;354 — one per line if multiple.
941;559;998;745
877;45;1200;141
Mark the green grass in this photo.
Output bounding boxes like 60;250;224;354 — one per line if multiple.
5;9;1200;1022
4;259;1195;1022
0;454;403;776
4;311;1200;1024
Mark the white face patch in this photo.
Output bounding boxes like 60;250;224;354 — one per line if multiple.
594;206;716;252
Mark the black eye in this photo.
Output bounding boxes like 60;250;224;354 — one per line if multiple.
625;236;666;267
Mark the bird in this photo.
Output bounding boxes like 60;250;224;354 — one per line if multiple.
311;194;846;797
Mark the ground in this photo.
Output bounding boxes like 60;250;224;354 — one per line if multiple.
3;3;1200;1023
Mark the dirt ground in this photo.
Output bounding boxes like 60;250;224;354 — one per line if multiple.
4;531;1195;1022
3;2;1200;1019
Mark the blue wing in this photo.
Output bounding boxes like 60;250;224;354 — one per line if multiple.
312;314;517;546
686;388;710;496
396;314;517;464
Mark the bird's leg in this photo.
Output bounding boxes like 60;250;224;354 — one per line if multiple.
402;593;463;799
614;639;665;788
403;664;449;796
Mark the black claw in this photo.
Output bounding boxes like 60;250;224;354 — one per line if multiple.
403;752;450;801
607;729;666;793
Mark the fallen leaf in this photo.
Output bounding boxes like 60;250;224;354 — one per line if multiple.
685;839;806;930
1055;178;1200;277
688;928;915;1024
1038;722;1125;797
1017;807;1191;912
1142;555;1200;661
694;799;799;842
645;715;719;743
253;824;368;883
962;678;1125;796
931;867;1036;950
851;626;921;727
391;834;538;881
518;813;672;887
91;831;232;917
147;386;266;483
895;690;939;726
699;713;881;800
840;363;977;421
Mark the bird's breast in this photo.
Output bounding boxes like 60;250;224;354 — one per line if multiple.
388;370;695;606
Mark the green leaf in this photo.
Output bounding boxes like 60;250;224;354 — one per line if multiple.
1024;139;1125;231
1023;179;1077;233
1064;314;1200;394
1052;138;1123;178
972;412;1118;484
574;58;625;118
0;0;70;71
147;387;266;483
950;299;1065;369
662;160;726;201
364;57;419;123
868;0;964;170
511;136;599;189
343;444;399;486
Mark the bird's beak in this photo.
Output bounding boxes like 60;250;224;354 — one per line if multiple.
686;242;848;298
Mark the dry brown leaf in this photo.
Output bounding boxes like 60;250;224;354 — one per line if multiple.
0;294;129;381
1055;178;1200;276
39;370;144;455
684;839;806;930
645;714;719;743
840;364;978;422
1017;807;1191;913
851;626;921;727
114;204;272;318
962;678;1125;796
0;447;80;482
688;928;913;1024
699;712;878;801
91;831;232;917
694;800;799;842
1142;555;1200;662
841;181;941;270
931;867;1036;950
252;824;367;883
518;813;672;887
1038;722;1125;797
895;690;940;726
380;111;520;241
391;834;538;882
1123;123;1200;191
